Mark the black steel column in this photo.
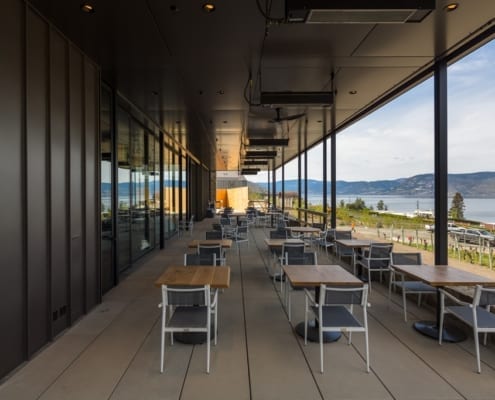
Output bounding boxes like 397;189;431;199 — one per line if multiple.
281;148;285;212
267;164;270;208
330;79;337;228
159;130;164;249
272;159;276;209
322;109;328;225
304;117;308;223
434;60;448;265
297;121;302;221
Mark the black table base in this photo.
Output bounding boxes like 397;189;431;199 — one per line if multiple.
414;321;467;343
295;320;341;343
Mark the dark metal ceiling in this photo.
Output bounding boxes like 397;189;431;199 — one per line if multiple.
29;0;495;174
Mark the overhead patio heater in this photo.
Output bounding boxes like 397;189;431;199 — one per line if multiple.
286;0;436;24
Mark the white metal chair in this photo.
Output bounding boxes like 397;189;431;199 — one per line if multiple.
439;285;495;373
334;230;353;260
233;225;249;249
389;252;436;321
177;214;194;237
355;243;393;291
304;284;370;373
317;229;335;257
277;242;305;290
198;244;226;266
284;252;317;322
159;284;217;373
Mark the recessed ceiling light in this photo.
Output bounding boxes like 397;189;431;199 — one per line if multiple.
202;3;216;13
223;120;228;124
317;120;322;123
444;3;459;12
216;89;224;95
349;90;357;95
170;4;179;13
80;3;95;13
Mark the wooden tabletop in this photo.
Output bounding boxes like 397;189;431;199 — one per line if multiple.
188;239;233;248
287;226;321;233
335;239;376;248
282;265;363;287
264;238;305;249
392;264;495;287
154;266;231;288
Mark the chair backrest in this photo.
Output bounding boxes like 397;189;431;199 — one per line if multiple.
368;243;393;258
282;242;305;262
236;225;248;237
286;251;317;265
206;230;223;240
198;244;222;258
320;284;368;307
184;252;216;266
162;285;209;307
391;252;422;265
220;217;231;226
476;285;495;308
334;230;352;240
270;229;288;239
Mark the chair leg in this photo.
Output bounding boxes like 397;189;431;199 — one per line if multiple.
474;328;481;373
403;289;408;322
365;329;370;373
160;316;165;373
320;328;324;373
207;328;211;374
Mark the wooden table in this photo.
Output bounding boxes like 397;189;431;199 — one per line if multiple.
283;264;363;342
392;264;495;342
188;239;233;249
287;226;321;234
264;238;305;251
154;265;231;289
154;265;230;344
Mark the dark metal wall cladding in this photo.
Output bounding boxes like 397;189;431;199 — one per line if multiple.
0;1;100;378
26;8;50;355
49;29;69;336
0;0;24;380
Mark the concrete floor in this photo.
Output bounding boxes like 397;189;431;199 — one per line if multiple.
2;218;495;400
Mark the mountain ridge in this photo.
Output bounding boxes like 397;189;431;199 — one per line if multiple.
248;171;495;198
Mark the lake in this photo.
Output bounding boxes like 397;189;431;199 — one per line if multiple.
306;194;495;224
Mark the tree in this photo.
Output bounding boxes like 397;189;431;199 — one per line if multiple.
377;200;385;210
449;192;465;220
347;197;367;211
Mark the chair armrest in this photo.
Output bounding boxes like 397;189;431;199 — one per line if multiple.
439;288;472;307
210;290;218;308
303;288;316;306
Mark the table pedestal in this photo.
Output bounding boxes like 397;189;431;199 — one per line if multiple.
295;320;341;343
414;321;466;343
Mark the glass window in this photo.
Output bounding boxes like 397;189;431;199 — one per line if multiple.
116;108;131;272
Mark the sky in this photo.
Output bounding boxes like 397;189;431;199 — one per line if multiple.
248;39;495;183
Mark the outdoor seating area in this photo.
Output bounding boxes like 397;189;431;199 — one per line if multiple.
2;217;495;400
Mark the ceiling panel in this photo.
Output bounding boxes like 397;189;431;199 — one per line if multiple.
30;0;495;175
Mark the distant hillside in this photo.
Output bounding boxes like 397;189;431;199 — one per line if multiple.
248;172;495;198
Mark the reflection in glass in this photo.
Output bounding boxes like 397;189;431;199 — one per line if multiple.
130;123;151;260
117;108;131;272
101;87;114;292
